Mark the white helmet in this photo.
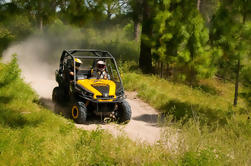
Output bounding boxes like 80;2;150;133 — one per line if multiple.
97;60;106;71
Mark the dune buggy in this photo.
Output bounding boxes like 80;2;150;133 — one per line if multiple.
52;49;131;124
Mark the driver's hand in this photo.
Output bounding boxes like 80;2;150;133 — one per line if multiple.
69;71;74;76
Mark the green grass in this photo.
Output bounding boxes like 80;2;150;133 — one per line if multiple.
123;72;249;123
0;57;250;165
0;57;176;165
122;72;251;165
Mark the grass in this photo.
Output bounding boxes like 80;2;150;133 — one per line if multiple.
123;72;249;123
0;56;250;165
0;57;176;165
122;71;251;165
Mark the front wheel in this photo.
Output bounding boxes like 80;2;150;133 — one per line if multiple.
71;102;87;124
117;100;131;124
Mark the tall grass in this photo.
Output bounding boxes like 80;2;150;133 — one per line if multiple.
1;56;250;165
122;71;251;165
1;56;170;165
0;56;176;165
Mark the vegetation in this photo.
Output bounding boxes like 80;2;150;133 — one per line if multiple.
122;69;251;165
37;20;140;62
0;56;250;165
137;0;251;105
0;57;166;165
0;0;250;165
2;0;249;106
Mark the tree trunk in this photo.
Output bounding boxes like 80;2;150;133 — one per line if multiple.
139;1;153;74
160;62;163;78
40;17;43;31
106;4;112;20
134;21;141;41
234;58;240;106
233;9;246;106
197;0;201;11
107;9;112;20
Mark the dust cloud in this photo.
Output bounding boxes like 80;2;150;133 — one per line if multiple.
1;29;164;145
2;36;60;98
1;23;136;99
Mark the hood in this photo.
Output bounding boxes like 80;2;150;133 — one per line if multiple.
77;79;116;100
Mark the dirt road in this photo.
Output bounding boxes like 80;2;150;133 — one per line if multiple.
14;71;162;144
40;88;162;144
76;92;162;144
25;78;162;144
3;42;162;144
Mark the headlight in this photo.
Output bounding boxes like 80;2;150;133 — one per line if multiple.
82;91;94;97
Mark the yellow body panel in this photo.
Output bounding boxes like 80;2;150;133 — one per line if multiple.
77;79;116;100
98;99;113;102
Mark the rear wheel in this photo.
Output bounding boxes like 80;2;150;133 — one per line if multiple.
117;100;131;124
54;103;61;114
71;102;87;124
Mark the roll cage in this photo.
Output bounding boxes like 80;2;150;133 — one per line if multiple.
58;49;124;91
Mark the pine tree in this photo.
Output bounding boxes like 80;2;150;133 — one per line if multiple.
210;0;251;106
152;0;217;83
139;0;155;74
128;0;143;41
13;0;58;30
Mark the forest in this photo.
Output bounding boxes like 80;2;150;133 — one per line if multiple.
1;0;250;105
0;0;251;165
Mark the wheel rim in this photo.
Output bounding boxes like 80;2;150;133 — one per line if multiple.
72;106;79;119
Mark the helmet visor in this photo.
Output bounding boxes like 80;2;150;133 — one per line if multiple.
97;64;106;69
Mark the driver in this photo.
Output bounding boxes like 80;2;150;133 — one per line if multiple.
69;58;82;80
96;60;110;79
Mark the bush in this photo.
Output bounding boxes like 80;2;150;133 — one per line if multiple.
0;26;15;56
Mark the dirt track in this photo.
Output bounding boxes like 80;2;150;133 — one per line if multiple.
40;85;162;144
28;78;162;144
3;42;162;144
76;91;162;144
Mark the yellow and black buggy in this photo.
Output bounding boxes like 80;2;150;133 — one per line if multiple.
52;49;131;124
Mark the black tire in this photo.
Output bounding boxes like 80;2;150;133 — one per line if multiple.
52;87;65;104
54;103;61;114
117;100;131;124
71;102;87;124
